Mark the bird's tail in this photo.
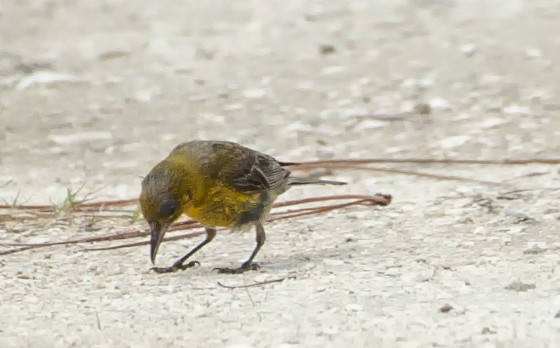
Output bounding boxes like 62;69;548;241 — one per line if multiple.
288;177;347;186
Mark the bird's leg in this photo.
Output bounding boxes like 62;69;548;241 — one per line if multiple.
215;223;266;274
151;228;216;274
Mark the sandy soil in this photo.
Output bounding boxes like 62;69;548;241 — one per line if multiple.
1;0;560;347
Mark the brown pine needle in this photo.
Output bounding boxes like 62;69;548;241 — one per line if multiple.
2;155;557;255
295;158;560;166
82;195;390;252
297;163;501;186
0;194;391;255
85;197;390;252
0;199;138;211
1;156;557;211
0;229;149;255
83;230;207;252
272;194;390;208
217;276;297;289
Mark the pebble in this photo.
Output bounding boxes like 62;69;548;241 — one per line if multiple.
480;117;508;129
440;303;454;313
414;103;431;115
357;120;390;129
429;97;452;110
319;44;336;55
439;135;471;149
344;304;364;312
320;66;346;75
504;210;534;223
384;267;401;277
504;282;536;292
323;259;345;266
48;131;113;145
241;89;266;99
523;242;548;254
16;71;83;90
460;43;477;56
503;105;531;115
525;48;542;59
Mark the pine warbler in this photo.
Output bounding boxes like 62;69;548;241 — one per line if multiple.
140;140;346;274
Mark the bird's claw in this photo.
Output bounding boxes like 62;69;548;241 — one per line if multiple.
213;262;261;274
150;260;200;274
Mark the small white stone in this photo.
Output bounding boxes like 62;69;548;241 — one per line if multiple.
242;88;266;99
418;78;434;88
134;90;153;102
344;303;364;312
321;65;347;75
503;105;531;115
223;103;243;111
460;43;477;56
323;259;345;266
480;117;508;129
384;267;401;276
525;48;542;58
358;120;390;129
48;131;113;145
473;226;486;235
406;269;434;282
429;97;451;110
506;226;527;234
16;71;83;90
48;147;65;154
439;135;471;149
161;134;176;141
527;242;547;249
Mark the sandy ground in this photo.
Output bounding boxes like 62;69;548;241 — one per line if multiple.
1;0;560;347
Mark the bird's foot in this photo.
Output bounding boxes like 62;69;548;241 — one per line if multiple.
150;260;200;274
214;261;261;274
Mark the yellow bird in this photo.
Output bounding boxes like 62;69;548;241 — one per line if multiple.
140;140;346;274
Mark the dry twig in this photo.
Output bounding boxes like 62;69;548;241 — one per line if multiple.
217;276;297;289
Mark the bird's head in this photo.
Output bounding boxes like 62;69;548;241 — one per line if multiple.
139;160;190;264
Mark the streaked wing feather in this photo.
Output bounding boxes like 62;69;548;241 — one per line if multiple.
226;153;289;193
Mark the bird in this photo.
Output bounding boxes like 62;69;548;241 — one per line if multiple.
139;140;346;274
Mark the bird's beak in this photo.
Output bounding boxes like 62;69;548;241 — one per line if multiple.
150;221;169;264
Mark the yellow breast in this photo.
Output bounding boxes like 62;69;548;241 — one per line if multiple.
183;181;264;228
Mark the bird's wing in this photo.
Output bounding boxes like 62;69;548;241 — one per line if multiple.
170;140;291;193
222;151;290;193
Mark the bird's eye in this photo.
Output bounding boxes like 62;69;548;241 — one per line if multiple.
159;198;178;218
183;191;192;201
